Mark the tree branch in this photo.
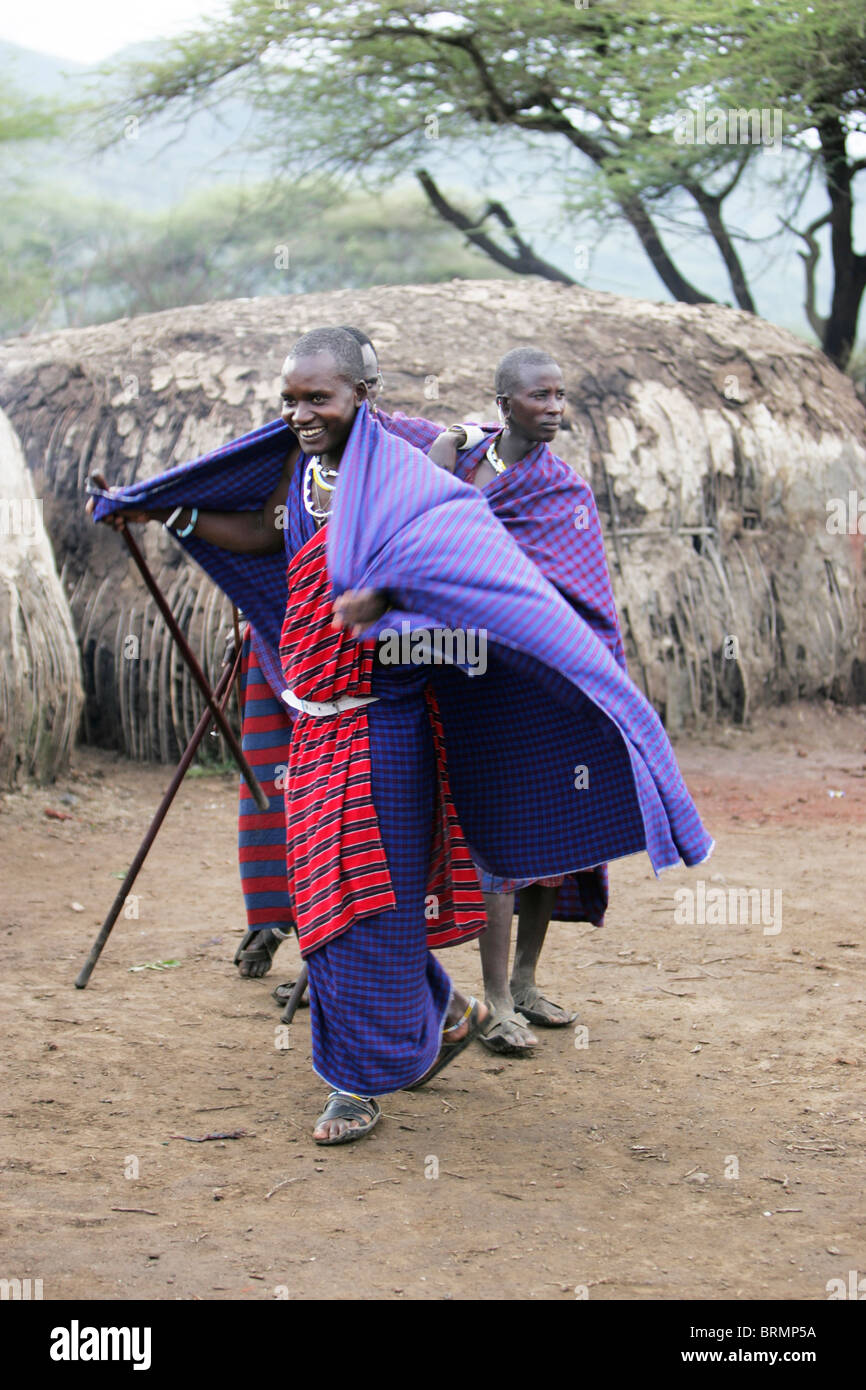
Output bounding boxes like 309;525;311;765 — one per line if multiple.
415;170;576;283
505;98;714;304
683;179;756;311
779;211;831;340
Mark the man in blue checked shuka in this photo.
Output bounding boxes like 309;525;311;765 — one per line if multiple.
225;327;488;991
92;328;493;1144
91;327;713;1145
90;326;487;1011
423;346;628;1053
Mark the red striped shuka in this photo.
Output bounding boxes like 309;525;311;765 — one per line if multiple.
279;524;484;958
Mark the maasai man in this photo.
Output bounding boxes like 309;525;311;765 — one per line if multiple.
425;347;627;1055
92;328;492;1144
92;326;484;998
231;325;485;990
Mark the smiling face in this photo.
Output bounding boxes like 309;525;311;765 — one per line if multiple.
499;363;565;444
279;350;367;462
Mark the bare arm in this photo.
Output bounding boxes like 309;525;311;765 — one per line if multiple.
87;446;300;555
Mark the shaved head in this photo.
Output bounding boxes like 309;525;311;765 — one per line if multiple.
339;325;375;353
286;327;365;384
495;347;560;397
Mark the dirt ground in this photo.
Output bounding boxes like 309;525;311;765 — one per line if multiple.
1;701;864;1302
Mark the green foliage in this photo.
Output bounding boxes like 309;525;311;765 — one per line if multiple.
0;177;503;337
0;78;62;147
107;0;866;360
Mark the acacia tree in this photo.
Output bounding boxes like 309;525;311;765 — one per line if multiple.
111;0;866;366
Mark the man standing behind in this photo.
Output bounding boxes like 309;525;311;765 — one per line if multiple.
427;347;627;1055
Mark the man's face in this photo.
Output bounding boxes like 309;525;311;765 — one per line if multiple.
360;343;382;407
500;364;565;443
279;350;367;457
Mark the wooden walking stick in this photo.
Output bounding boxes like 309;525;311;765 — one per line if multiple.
75;642;243;988
116;519;268;812
231;604;244;727
279;964;309;1024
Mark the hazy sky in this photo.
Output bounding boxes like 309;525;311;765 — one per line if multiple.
1;1;219;64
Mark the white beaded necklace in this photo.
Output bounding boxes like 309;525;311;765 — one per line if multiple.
486;433;507;474
302;456;339;521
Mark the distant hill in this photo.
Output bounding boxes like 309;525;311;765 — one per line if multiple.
0;38;88;91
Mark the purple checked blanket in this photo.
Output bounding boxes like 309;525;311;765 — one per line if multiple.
90;404;713;886
90;417;294;699
327;404;712;879
88;410;451;699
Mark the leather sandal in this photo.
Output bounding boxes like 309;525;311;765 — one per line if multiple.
313;1092;381;1145
234;928;283;978
479;1006;537;1055
404;997;489;1091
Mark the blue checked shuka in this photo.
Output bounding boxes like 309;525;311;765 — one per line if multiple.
91;401;713;1094
91;403;714;884
326;403;714;879
366;413;626;922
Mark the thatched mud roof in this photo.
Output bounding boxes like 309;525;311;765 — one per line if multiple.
0;407;83;787
1;279;864;758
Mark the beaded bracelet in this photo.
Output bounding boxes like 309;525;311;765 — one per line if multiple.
164;506;199;538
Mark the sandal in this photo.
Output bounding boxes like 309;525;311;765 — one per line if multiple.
234;928;283;978
479;1007;537;1055
404;997;489;1091
272;979;310;1008
313;1092;381;1146
512;987;578;1028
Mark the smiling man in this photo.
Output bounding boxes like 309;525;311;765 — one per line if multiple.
273;327;491;1142
233;325;486;990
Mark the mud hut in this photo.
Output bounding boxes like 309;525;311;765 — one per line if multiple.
0;407;83;787
1;280;864;759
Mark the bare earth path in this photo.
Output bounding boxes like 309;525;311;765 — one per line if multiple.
1;703;864;1301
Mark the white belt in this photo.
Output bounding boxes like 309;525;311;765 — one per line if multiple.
281;689;380;717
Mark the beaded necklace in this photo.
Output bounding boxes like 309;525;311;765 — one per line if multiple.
302;456;339;522
486;433;507;474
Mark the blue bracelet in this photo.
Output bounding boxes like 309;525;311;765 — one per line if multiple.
174;508;198;538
